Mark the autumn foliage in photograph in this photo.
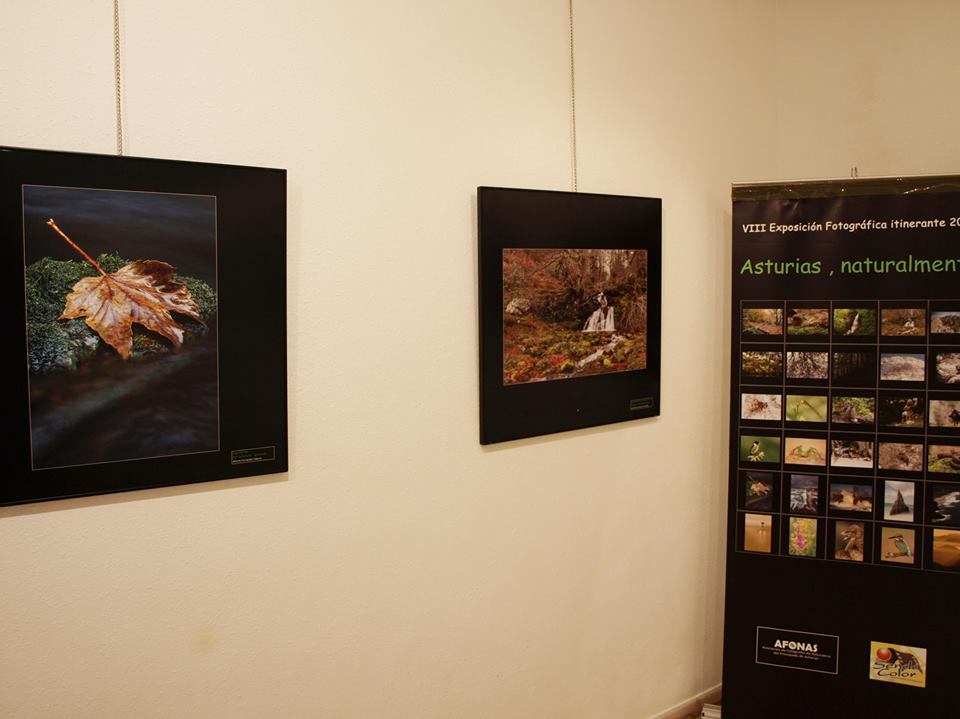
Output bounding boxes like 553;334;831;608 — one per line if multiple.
48;218;204;360
502;248;647;384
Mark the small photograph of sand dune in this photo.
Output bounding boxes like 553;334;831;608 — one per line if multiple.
932;529;960;570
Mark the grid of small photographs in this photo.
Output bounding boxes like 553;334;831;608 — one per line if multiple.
736;301;960;573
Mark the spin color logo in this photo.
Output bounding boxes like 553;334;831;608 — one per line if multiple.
869;642;926;688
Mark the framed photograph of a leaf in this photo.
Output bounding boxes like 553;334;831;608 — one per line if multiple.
478;187;661;444
2;146;287;505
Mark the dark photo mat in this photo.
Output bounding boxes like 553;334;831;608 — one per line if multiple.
478;187;661;444
2;146;287;505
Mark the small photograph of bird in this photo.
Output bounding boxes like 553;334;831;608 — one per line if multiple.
886;533;913;558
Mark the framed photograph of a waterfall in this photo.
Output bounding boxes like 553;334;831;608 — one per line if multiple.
1;146;287;506
478;187;661;444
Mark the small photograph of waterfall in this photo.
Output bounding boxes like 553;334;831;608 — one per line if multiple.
501;248;648;385
832;307;876;338
22;185;219;470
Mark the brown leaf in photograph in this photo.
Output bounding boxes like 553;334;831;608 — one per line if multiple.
49;218;203;359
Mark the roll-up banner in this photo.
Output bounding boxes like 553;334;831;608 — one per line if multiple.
724;176;960;717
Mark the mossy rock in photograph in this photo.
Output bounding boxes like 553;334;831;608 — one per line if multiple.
25;254;217;374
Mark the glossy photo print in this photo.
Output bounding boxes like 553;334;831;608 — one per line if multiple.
502;249;647;385
23;185;219;469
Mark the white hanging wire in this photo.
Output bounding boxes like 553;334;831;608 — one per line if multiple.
568;0;578;192
113;0;124;155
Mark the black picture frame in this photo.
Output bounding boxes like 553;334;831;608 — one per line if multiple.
478;186;661;444
2;146;287;506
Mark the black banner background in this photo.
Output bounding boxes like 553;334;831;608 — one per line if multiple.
723;180;960;717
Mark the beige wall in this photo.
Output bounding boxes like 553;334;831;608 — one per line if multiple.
774;1;960;179
1;2;778;717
